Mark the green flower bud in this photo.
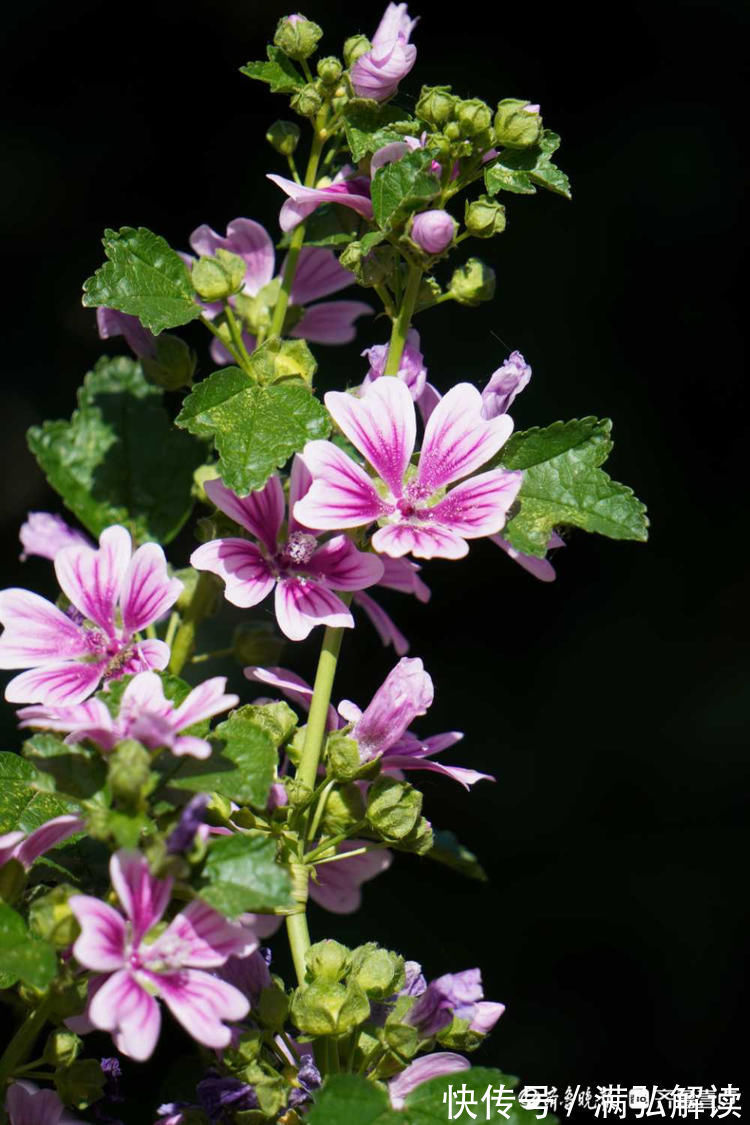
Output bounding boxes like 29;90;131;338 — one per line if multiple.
141;332;197;390
339;239;398;288
464;195;507;238
290;82;323;119
416;85;456;126
237;699;298;747
54;1060;106;1110
456;98;493;138
192;464;220;504
29;885;80;948
350;942;405;999
266;119;301;156
192;248;245;301
107;740;153;804
437;1015;483;1051
444;121;461;142
317;55;343;85
257;981;290;1030
43;1029;81;1068
305;939;351;982
449;257;496;306
291;979;370;1036
325;730;364;781
494;98;542;149
397;814;434;855
274;14;323;61
285;778;314;808
320;782;366;835
343;34;371;66
382;1020;419;1057
366;776;422;841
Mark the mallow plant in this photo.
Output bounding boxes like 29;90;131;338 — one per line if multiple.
0;6;648;1122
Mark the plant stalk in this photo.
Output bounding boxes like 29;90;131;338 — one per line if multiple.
384;261;423;374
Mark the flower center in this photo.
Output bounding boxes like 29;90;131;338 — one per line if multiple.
280;531;318;567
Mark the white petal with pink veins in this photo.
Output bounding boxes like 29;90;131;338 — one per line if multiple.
88;969;161;1060
204;475;284;552
0;589;89;667
55;525;132;634
155;969;249;1048
274;578;353;641
294;441;388;530
417;383;513;493
431;469;523;538
69;896;127;971
119;543;183;635
306;535;384;590
150;899;257;969
325;379;416;497
109;850;172;944
4;661;105;706
190;539;275;609
371;523;469;560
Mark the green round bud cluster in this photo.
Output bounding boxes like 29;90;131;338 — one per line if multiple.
494;98;542;149
449;257;496;306
416;84;456;126
456;97;493;138
343;34;371;66
306;939;351;982
325;729;363;780
291;978;370;1036
365;776;423;841
317;55;343;85
349;942;405;999
290;82;323;119
265;119;301;156
142;333;196;390
192;248;246;302
274;14;323;61
464;195;507;238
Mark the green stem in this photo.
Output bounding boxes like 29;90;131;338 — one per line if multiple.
384;261;423;374
191;646;233;664
311;843;388;866
168;572;216;676
268;128;326;339
200;313;243;368
0;995;53;1089
224;303;253;371
285;907;312;987
306;778;336;844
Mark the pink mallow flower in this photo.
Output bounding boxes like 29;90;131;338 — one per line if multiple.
388;1053;471;1110
294;378;522;560
17;671;239;760
19;513;90;563
267;171;373;233
68;850;254;1060
184;218;371;361
410;209;456;255
191;463;384;642
406;967;505;1039
0;816;83;871
351;3;418;102
5;1082;85;1125
0;526;182;706
491;530;565;582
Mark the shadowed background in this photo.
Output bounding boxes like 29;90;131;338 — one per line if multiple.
0;0;747;1110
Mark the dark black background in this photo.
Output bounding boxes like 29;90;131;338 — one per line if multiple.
1;0;747;1112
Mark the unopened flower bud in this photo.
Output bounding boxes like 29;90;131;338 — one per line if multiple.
410;210;457;255
107;740;153;804
443;121;461;142
320;783;366;835
317;55;343;85
285;778;314;808
326;730;363;781
291;980;370;1036
29;885;79;948
398;815;434;855
494;98;542;149
366;776;422;841
192;249;246;302
233;622;285;667
464;195;507;238
456;98;493;138
416;85;456;126
274;14;323;61
339;239;398;288
343;34;371;66
291;82;323;118
43;1029;81;1068
266;119;301;156
240;700;298;748
141;332;197;390
54;1060;106;1110
449;257;496;305
306;939;351;982
350;943;405;999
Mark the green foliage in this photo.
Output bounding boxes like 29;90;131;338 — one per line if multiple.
0;752;75;834
240;46;305;93
404;1068;524;1124
82;226;201;334
343;102;418;162
0;903;58;989
499;417;649;556
176;364;329;495
170;707;278;808
199;834;293;916
27;356;203;543
371;150;441;232
23;734;107;802
428;829;487;882
485;130;571;199
307;1075;401;1125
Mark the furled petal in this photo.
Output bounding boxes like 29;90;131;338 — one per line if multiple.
418;383;514;493
306;535;384;591
109;850;172;944
291;300;372;345
130;639;171;674
55;526;132;634
294;440;389;529
289;247;355;305
204;475;284;552
19;512;90;562
0;590;89;667
326;379;415;497
155;969;249;1049
243;666;339;730
353;591;410;656
361;328;427;401
480;350;531;419
4;661;106;706
416;380;442;426
172;677;239;732
470;1000;505;1033
88;969;161;1061
383;756;493;790
69;896;127;971
119;543;183;636
371;1;418;48
149;900;256;969
351;657;433;761
377;555;431;602
15;815;83;868
351;38;417;102
491;530;564;582
274;579;353;642
371;523;468;560
267;174;373;233
309;841;392;913
389;1053;470;1109
370;138;419;178
190;539;275;609
431;470;523;538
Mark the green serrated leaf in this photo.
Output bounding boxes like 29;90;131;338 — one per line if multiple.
343;101;417;162
371;150;441;232
308;1074;400;1125
484;163;537;196
0;752;77;835
199;835;293;917
175;365;329;495
405;1068;519;1124
82;226;201;334
428;829;487;882
0;904;58;989
27;356;204;543
485;130;571;200
240;47;305;94
170;707;277;808
23;735;106;802
500;418;648;556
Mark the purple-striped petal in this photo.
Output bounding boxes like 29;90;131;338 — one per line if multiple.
97;307;157;360
88;969;161;1061
19;512;91;563
417;383;514;493
377;555;431;602
431;470;523;539
309;841;392;913
110;850;172;943
149;900;256;969
190;539;275;609
289;247;355;304
130;639;171;674
306;535;384;591
274;579;353;642
69;896;127;971
55;526;132;634
294;440;389;530
0;590;89;667
351;657;433;761
389;1053;470;1109
189;219;275;296
267;174;373;233
204;476;284;553
155;969;249;1049
371;523;468;560
325;378;415;497
491;530;564;582
4;661;106;706
242;666;341;732
384;756;493;790
287;454;315;534
120;543;183;636
0;832;25;868
15;815;83;868
171;677;239;732
291;300;372;344
17;698;113;739
353;591;410;656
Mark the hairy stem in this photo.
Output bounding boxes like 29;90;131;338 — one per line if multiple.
168;571;217;676
384;261;423;375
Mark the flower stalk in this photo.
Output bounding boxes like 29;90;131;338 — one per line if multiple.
385;261;423;374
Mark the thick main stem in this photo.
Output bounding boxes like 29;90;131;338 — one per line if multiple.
168;571;216;676
384;261;423;375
